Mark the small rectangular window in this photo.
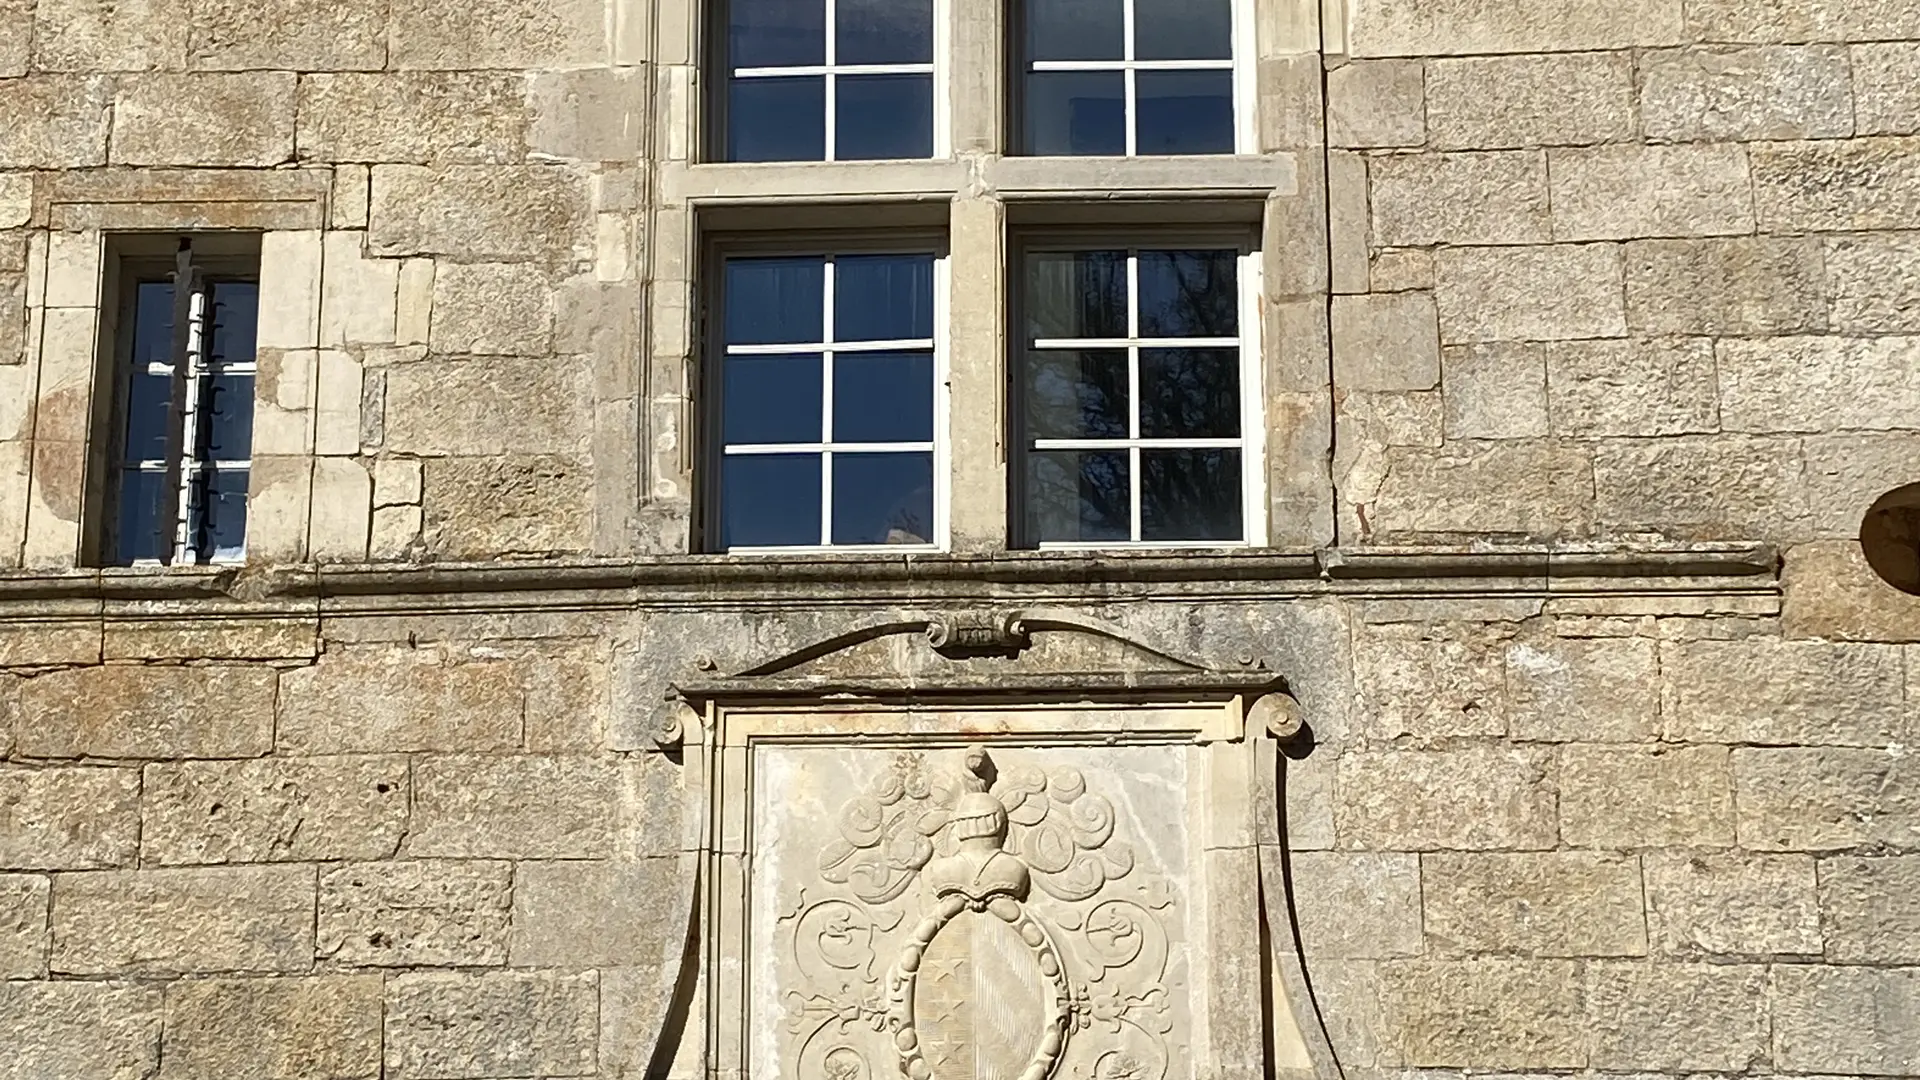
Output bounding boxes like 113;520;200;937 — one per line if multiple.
1015;0;1243;155
715;0;941;162
1013;238;1261;547
105;239;260;566
705;244;947;551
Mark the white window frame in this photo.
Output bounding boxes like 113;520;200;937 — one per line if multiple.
1011;231;1266;549
1015;0;1255;155
704;238;952;554
715;0;951;161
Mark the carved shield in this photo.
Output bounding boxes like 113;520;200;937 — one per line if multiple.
892;896;1071;1080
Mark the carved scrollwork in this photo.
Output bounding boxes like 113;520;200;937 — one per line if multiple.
925;612;1032;658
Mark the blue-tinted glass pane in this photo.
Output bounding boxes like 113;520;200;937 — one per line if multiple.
835;74;933;160
115;469;168;563
1025;349;1126;440
207;281;258;365
727;76;826;162
837;0;932;63
1025;71;1125;155
834;254;934;341
833;351;932;442
123;371;173;462
832;452;933;544
1026;450;1128;543
729;0;824;68
132;281;175;368
199;374;255;460
725;257;825;345
1026;0;1123;60
723;453;822;547
188;467;249;561
1137;70;1235;154
1025;250;1126;340
724;354;823;444
1139;348;1239;439
1135;0;1231;59
1138;249;1238;337
1141;448;1241;541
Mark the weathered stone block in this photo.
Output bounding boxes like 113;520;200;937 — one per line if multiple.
18;664;276;759
277;646;524;754
1348;0;1683;56
385;971;598;1080
1290;852;1421;959
32;0;189;70
1330;292;1440;392
510;858;684;967
187;0;384;70
1351;627;1506;741
1624;236;1826;335
0;873;47;977
1562;744;1734;848
1773;965;1920;1075
1855;42;1920;135
1586;962;1768;1070
368;165;590;263
1424;852;1646;957
1784;540;1920;642
141;756;410;866
1640;45;1852;141
1326;60;1425;149
110;73;294;166
1753;138;1920;231
162;976;382;1080
1506;635;1659;742
1734;747;1920;851
0;0;25;74
1805;433;1920;537
1434;244;1625;343
1592;435;1807;539
0;76;111;168
429;263;557;355
1335;747;1556;851
1426;52;1633;149
1550;143;1754;239
1378;958;1584;1068
1441;343;1548;439
1644;852;1820;957
408;755;616;858
385;357;592;455
298;73;527;165
1719;335;1920;434
1366;440;1595;540
1820;855;1920;963
1664;638;1908;746
317;860;511;968
1688;0;1920;43
1827;231;1920;332
0;982;162;1080
389;0;606;69
1370;151;1550;246
421;454;595;557
1545;338;1719;437
528;68;646;161
50;865;314;975
0;766;139;869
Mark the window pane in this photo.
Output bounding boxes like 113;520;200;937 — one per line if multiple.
1136;71;1235;154
725;354;823;445
132;281;175;367
1139;348;1239;439
1140;448;1241;541
837;0;932;64
833;351;933;442
730;0;825;68
1026;0;1123;60
199;373;255;460
834;254;934;341
207;281;258;365
723;453;822;547
1135;0;1231;59
1026;449;1129;543
1025;348;1127;440
1138;249;1238;337
123;371;173;462
188;466;249;561
115;469;168;563
727;76;826;162
835;74;933;160
1024;71;1126;156
1025;250;1126;340
832;452;933;544
725;257;825;345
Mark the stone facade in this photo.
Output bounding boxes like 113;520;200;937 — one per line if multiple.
3;0;1920;1077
